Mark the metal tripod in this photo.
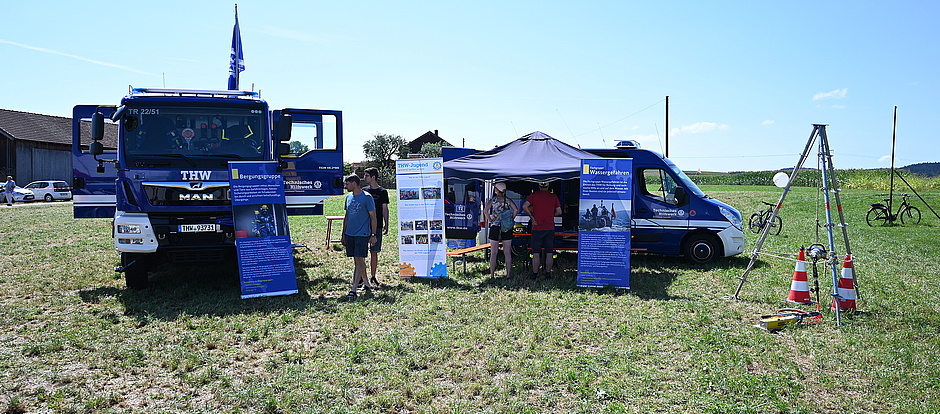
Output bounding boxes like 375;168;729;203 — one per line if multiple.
727;124;856;326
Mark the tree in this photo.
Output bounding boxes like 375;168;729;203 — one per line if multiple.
289;140;309;155
363;133;409;170
419;142;443;158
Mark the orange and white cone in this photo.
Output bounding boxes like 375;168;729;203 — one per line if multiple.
787;247;813;304
832;254;857;311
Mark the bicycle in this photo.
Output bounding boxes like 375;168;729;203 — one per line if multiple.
748;201;783;235
866;193;921;226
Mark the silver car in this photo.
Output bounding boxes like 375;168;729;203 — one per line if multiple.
24;180;72;202
6;186;35;203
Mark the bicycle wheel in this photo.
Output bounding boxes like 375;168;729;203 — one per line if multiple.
748;213;763;233
866;207;890;226
768;215;783;235
900;206;921;225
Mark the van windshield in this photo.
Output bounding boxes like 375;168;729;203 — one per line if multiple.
122;104;265;167
669;165;706;198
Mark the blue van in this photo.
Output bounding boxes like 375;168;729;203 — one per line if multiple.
582;144;745;263
443;135;745;264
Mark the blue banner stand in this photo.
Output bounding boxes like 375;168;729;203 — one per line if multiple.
229;161;298;298
577;158;633;289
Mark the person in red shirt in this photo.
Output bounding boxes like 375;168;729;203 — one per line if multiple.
522;181;561;279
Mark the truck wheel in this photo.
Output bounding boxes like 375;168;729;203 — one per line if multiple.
121;252;150;290
683;234;719;264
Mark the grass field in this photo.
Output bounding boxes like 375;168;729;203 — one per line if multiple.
1;186;939;413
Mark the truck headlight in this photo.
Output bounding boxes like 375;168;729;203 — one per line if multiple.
117;224;142;234
720;207;743;230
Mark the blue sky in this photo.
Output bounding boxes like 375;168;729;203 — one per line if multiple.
2;1;938;172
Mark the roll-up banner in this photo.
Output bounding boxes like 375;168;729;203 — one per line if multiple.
396;158;447;278
228;161;298;298
577;158;632;289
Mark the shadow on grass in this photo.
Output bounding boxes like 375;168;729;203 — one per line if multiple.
414;251;756;301
77;256;408;324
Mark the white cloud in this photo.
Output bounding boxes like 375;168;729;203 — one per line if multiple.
813;88;848;101
0;39;153;76
762;120;775;125
670;122;729;136
879;155;892;163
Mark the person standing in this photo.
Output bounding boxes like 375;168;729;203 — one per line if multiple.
362;167;390;287
522;181;562;279
341;174;377;299
4;176;15;206
484;182;518;278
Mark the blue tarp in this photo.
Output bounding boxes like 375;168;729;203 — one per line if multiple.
443;131;601;182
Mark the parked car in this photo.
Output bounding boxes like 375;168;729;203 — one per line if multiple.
24;180;72;202
7;187;35;203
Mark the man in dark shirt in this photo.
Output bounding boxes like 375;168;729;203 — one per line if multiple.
362;167;390;286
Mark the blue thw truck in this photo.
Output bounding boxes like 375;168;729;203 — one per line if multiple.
74;87;344;288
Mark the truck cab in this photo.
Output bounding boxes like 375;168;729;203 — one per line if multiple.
73;88;343;288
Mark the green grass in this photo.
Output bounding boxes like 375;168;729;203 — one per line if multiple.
1;187;939;413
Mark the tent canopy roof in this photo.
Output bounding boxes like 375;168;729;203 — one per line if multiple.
443;131;600;182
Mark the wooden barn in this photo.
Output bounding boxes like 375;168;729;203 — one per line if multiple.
0;108;116;184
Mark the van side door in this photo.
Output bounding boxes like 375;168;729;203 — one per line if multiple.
632;167;690;255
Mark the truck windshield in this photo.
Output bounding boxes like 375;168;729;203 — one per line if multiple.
122;105;265;167
669;164;706;198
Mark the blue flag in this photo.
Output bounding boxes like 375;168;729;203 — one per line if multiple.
227;8;245;90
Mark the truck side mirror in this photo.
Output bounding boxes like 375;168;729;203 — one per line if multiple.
276;142;290;156
89;141;103;156
91;112;105;141
276;114;292;142
674;187;689;206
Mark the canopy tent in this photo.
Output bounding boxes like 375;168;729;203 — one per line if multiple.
443;131;601;182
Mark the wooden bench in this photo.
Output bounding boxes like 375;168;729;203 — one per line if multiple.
446;244;490;273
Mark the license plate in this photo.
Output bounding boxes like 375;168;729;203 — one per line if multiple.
179;224;219;233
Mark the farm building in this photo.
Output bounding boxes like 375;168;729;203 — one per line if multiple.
0;108;116;184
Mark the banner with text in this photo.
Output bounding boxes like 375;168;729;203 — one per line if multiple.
229;161;298;298
577;158;632;288
396;158;447;278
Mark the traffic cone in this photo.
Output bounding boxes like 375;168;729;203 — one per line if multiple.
832;254;857;311
787;247;813;304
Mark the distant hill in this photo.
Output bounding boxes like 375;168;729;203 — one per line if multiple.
901;162;940;177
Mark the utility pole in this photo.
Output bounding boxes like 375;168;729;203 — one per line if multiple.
889;106;897;214
665;96;669;158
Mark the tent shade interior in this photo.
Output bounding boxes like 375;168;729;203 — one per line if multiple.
443;131;602;182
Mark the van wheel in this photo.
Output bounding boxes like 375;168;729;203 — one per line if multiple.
121;253;150;290
683;234;719;264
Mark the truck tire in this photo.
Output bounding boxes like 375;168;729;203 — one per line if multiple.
683;234;720;264
121;252;150;290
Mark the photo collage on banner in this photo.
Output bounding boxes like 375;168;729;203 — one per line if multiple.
396;158;447;278
577;158;632;288
228;161;298;298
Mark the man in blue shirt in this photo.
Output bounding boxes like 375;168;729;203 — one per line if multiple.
341;174;377;299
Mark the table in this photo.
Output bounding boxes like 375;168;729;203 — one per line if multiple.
325;216;345;248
